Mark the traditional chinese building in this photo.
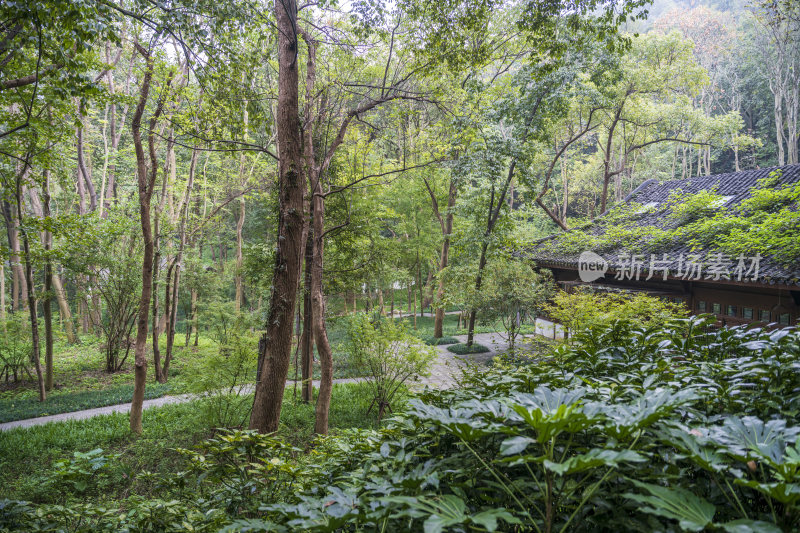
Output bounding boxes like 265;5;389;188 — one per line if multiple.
526;164;800;327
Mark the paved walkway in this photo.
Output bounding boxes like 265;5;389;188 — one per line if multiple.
0;322;563;432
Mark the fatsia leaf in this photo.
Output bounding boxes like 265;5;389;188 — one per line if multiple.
624;479;715;532
708;416;800;464
499;436;535;456
544;448;646;475
508;387;596;442
732;479;800;505
470;508;522;531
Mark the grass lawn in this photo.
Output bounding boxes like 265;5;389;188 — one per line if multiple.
1;321;369;423
0;382;391;504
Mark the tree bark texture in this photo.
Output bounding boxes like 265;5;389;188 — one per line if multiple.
249;0;306;434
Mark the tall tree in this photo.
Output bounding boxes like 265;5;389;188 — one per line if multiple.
129;35;172;434
249;0;307;434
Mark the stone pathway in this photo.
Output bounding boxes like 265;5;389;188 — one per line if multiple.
0;323;562;432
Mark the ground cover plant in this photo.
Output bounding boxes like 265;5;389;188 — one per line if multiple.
0;382;172;423
447;342;491;354
0;319;371;424
4;316;798;531
0;382;388;505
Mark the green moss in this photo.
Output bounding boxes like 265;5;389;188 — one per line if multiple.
542;172;800;267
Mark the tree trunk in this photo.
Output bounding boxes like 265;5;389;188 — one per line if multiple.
2;200;28;311
51;272;75;343
42;171;54;390
301;222;314;403
0;263;5;328
190;288;198;346
311;191;333;435
162;147;197;380
249;0;306;434
774;90;785;166
77;103;98;212
15;165;45;401
151;133;174;384
235;195;245;313
432;178;457;338
130;40;165;434
466;241;489;347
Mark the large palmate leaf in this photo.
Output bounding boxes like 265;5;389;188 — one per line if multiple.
384;495;520;533
593;387;698;440
708;416;800;464
624;480;715;532
543;448;646;475
404;400;493;441
733;480;800;505
508;387;598;442
658;425;728;474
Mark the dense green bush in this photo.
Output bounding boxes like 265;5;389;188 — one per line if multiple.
0;315;32;383
183;314;257;428
3;317;800;532
343;314;436;418
544;287;688;342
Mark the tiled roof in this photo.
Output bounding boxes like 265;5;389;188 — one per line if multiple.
525;164;800;287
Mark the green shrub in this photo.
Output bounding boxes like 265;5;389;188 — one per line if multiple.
183;338;256;429
0;315;32;383
49;448;119;501
446;342;489;354
343;314;436;418
544;286;687;342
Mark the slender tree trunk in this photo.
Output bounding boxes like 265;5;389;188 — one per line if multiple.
235;195;245;313
152;248;162;382
77;103;98;212
51;273;75;343
235;101;249;314
774;90;786;166
191;288;198;346
0;264;5;328
2;200;27;311
42;171;54;390
311;192;333;435
431;178;457;338
15;165;45;401
162;147;197;379
301;222;314;403
466;241;489;347
151;133;174;383
249;0;306;434
130;40;165;434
